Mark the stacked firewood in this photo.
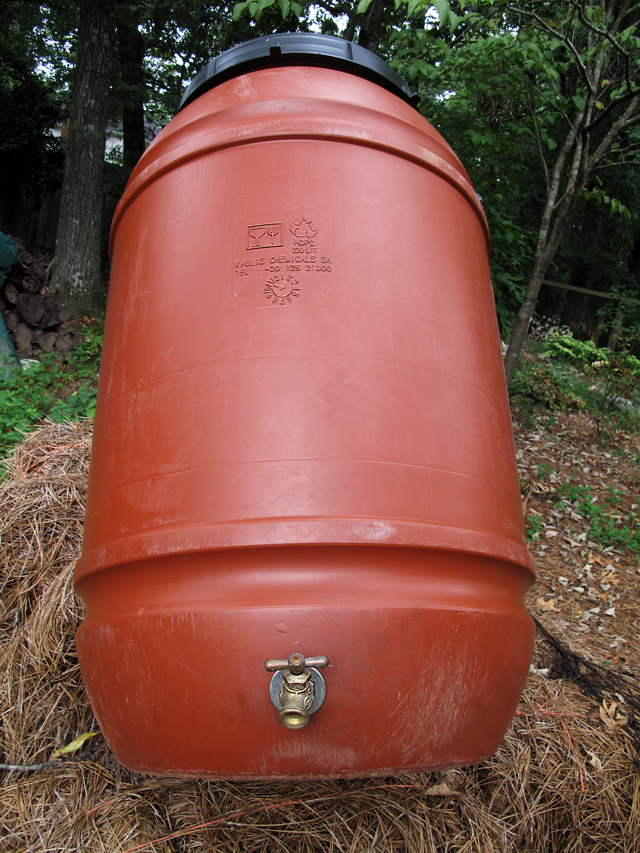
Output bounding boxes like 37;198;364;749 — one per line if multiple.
0;241;83;358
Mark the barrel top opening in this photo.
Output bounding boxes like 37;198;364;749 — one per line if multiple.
178;32;419;113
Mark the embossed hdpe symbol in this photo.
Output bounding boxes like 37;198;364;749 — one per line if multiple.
247;223;283;250
265;274;301;304
290;217;318;238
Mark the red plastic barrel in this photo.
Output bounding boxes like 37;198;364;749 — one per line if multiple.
75;33;535;779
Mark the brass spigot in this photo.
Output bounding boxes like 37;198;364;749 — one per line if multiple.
264;653;329;729
279;666;314;729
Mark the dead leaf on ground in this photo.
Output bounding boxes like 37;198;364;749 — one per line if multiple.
51;732;98;759
533;483;552;493
424;782;461;797
536;597;560;612
587;750;603;771
599;700;628;736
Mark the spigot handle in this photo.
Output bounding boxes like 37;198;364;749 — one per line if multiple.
264;654;329;672
264;659;289;671
304;656;329;669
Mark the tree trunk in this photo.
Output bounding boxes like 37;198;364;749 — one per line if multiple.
50;0;115;316
503;110;587;386
356;0;387;54
504;185;585;384
503;256;551;385
117;11;146;174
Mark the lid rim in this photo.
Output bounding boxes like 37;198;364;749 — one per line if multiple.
177;33;419;113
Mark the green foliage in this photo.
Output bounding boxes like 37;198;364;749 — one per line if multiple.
484;198;536;337
510;332;640;443
543;332;640;400
509;350;587;412
525;512;544;541
137;1;307;126
509;333;640;452
391;0;640;343
582;187;631;220
558;483;640;554
0;324;102;457
48;383;98;422
536;461;553;480
599;280;640;351
0;3;66;201
542;333;600;365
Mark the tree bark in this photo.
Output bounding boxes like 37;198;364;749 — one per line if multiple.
50;0;115;316
341;0;388;53
356;0;387;54
116;9;146;174
503;112;585;384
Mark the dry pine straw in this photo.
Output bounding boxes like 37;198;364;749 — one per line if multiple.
0;421;639;853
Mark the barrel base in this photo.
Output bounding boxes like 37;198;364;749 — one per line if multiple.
75;545;534;779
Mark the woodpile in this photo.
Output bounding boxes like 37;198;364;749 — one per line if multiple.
0;239;84;358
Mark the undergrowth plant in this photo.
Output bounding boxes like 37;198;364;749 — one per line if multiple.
0;324;103;458
510;331;640;441
558;483;640;554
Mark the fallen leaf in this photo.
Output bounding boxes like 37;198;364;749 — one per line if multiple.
599;701;628;736
587;750;603;771
536;597;560;611
533;483;552;493
51;732;98;758
424;781;459;796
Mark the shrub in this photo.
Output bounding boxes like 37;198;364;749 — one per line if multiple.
510;332;640;440
0;324;102;458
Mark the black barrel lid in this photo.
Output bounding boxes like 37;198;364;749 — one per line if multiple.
178;32;419;112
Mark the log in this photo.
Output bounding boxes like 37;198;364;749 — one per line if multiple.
27;262;47;281
16;293;46;326
4;311;19;331
19;276;41;293
14;322;32;353
3;282;18;305
40;309;61;329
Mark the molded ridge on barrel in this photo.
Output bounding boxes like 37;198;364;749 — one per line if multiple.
75;33;535;780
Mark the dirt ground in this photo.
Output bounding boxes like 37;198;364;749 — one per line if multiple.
1;414;639;852
514;410;640;672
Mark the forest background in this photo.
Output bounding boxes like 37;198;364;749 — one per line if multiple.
3;0;640;383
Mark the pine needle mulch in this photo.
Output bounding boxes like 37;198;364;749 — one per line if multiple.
1;422;638;853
